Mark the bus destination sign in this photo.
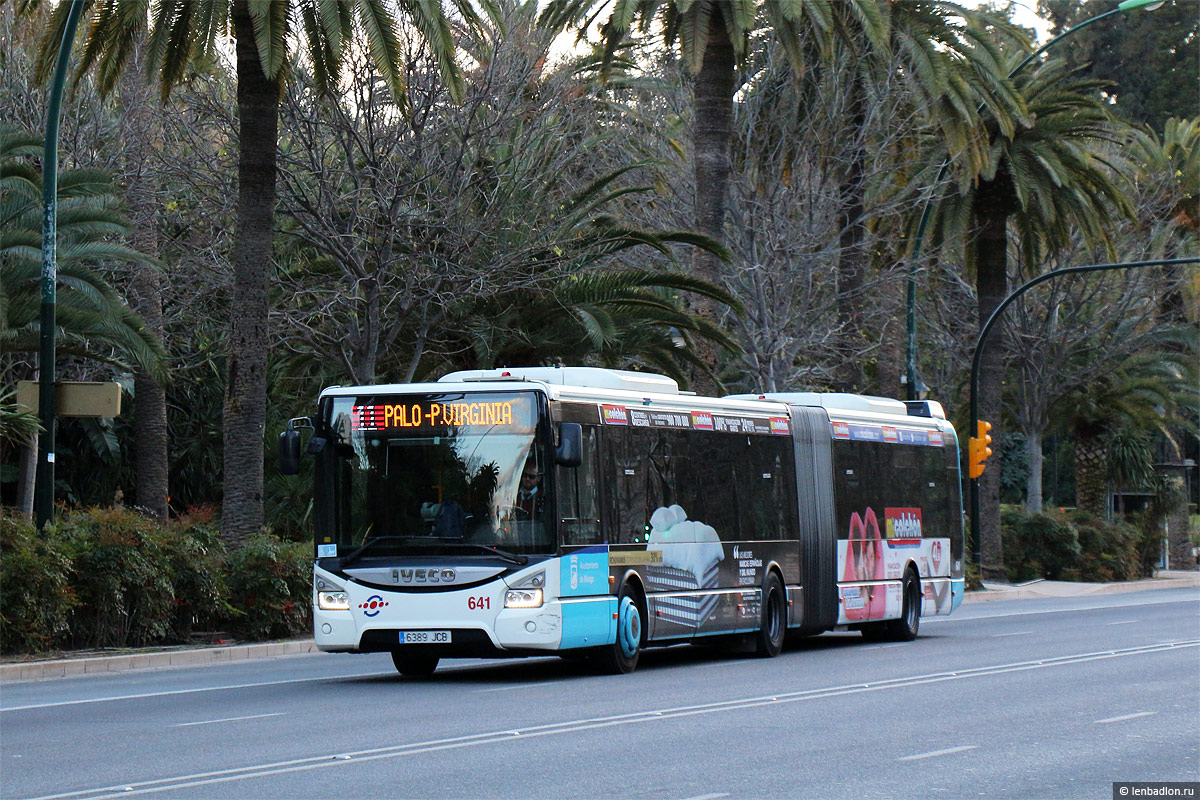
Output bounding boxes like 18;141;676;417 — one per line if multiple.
351;395;534;432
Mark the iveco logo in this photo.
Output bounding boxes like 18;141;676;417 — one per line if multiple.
395;568;456;584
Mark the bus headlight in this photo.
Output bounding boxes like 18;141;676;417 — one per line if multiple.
318;590;350;611
504;588;543;609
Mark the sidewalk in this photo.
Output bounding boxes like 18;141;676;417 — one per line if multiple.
965;569;1200;602
0;638;319;684
3;571;1197;684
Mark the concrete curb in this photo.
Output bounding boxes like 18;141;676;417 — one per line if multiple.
0;639;318;684
4;572;1196;683
964;572;1200;603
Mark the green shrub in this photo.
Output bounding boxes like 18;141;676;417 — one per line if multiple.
60;507;177;648
1068;510;1142;581
224;532;311;640
164;514;229;639
1000;509;1081;581
0;511;76;653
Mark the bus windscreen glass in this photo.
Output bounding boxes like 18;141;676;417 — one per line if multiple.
325;391;550;556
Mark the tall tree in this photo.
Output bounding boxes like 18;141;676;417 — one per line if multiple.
39;0;474;543
118;32;169;519
928;57;1132;578
827;0;1024;392
545;0;886;393
1;126;166;515
1039;0;1198;132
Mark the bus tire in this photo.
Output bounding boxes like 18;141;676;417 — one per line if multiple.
754;572;786;658
596;584;642;674
881;568;921;642
391;650;439;677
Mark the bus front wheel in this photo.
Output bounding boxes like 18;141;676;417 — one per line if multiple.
596;585;642;674
391;650;439;677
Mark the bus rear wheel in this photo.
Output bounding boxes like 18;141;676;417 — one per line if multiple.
391;650;439;677
862;568;921;642
596;585;642;674
754;573;786;658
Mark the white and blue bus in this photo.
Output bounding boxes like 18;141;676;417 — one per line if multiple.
279;366;965;676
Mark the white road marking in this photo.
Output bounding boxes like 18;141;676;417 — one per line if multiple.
171;713;286;728
897;745;978;761
1106;620;1140;625
24;639;1198;800
990;631;1032;637
1095;711;1157;724
0;673;394;713
2;657;556;713
472;681;560;694
680;794;730;800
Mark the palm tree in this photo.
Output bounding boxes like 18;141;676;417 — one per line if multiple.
2;126;165;515
442;265;740;382
38;0;474;543
543;0;885;393
1055;341;1198;518
828;0;1025;392
929;58;1134;577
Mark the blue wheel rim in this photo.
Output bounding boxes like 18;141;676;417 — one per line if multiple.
618;596;640;658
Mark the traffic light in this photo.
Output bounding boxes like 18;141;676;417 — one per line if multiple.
968;420;993;479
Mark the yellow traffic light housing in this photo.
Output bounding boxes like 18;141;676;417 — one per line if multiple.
968;420;993;479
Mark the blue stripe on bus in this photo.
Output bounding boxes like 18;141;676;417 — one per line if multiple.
561;597;616;649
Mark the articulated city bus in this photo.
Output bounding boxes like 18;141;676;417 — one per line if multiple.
279;366;965;676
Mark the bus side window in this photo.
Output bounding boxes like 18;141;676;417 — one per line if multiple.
558;426;602;545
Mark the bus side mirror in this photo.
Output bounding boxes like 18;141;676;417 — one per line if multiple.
279;429;302;475
555;422;582;467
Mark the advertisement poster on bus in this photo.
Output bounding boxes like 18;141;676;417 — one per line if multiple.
837;506;953;624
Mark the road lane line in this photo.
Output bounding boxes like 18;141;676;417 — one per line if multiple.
472;682;560;694
897;745;978;761
172;712;286;728
680;794;730;800
0;673;394;713
23;639;1198;800
2;657;558;712
1095;711;1157;724
1106;620;1140;625
990;632;1032;637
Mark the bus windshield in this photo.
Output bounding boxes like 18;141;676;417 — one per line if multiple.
324;391;551;557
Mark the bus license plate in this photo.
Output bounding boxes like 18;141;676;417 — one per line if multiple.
398;630;450;644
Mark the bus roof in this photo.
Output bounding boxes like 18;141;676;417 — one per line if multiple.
318;367;952;432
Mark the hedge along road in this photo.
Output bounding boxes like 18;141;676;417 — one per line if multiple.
3;571;1196;684
1;582;1197;800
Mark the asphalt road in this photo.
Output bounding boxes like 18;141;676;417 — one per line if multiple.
2;587;1197;800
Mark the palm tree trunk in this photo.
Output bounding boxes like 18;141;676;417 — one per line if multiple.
222;1;279;544
688;11;735;395
1073;425;1108;517
834;73;869;393
973;200;1009;581
121;34;169;520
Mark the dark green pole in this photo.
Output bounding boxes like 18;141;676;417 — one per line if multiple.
35;0;86;529
968;255;1199;567
905;0;1165;401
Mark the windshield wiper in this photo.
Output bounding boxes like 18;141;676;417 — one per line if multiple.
338;536;417;569
439;542;528;565
338;537;528;569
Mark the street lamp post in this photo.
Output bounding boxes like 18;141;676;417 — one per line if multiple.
35;0;86;528
904;0;1167;401
967;256;1200;567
